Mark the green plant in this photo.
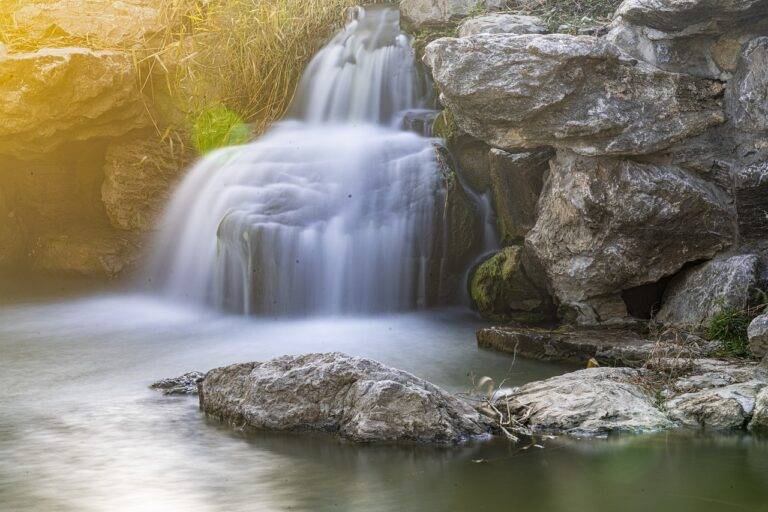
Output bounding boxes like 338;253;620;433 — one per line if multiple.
192;105;251;154
432;109;457;141
706;307;753;358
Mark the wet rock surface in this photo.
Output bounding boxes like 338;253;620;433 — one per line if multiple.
151;372;205;395
198;353;491;444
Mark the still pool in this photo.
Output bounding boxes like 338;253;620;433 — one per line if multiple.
1;277;767;512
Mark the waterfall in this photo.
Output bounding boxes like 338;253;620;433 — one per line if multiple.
148;6;470;315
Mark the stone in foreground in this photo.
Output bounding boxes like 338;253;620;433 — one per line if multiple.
748;387;768;434
748;313;768;359
497;368;673;436
665;381;766;431
151;372;205;395
198;353;490;444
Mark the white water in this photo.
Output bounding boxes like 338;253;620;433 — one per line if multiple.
149;6;462;315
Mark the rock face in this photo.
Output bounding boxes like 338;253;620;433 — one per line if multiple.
526;151;733;324
733;162;768;240
400;0;505;29
748;313;768;358
198;353;491;444
469;246;553;323
102;138;187;232
615;0;768;33
150;371;205;395
749;387;768;433
447;134;492;193
488;148;551;245
497;368;673;436
656;254;760;329
727;38;768;134
424;33;725;156
0;48;148;156
458;13;548;37
665;381;766;431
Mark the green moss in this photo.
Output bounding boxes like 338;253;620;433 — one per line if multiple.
706;308;753;358
192;105;251;155
432;109;457;141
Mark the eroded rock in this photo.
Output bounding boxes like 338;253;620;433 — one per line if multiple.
198;353;491;443
150;371;204;395
424;33;725;156
656;254;760;329
458;13;548;37
615;0;768;34
526;151;733;324
497;368;673;436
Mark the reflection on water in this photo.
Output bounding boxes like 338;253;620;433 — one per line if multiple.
1;279;767;511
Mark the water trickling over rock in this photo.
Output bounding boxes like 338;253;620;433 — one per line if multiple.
148;6;475;315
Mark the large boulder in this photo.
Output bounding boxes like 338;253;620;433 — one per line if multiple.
496;367;673;436
0;48;149;156
615;0;768;34
458;13;548;37
665;381;766;431
489;148;551;245
656;254;760;329
12;0;164;48
469;246;553;323
400;0;505;29
198;353;491;444
424;33;725;156
526;150;734;324
101;138;187;232
748;313;768;359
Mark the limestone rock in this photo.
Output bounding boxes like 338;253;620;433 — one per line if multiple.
150;371;204;395
615;0;768;34
400;0;506;29
656;254;760;329
497;368;673;436
727;37;768;135
665;381;766;431
30;227;141;277
748;387;768;434
748;313;768;358
469;246;553;323
526;151;734;324
12;0;164;48
424;33;725;156
489;148;551;245
0;48;148;156
458;13;548;37
102;137;186;232
198;353;491;443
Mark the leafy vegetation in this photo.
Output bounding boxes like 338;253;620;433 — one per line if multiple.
192;105;251;154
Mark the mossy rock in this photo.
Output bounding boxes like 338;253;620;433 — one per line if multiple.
470;246;552;324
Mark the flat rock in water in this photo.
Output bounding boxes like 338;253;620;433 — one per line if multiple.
198;353;491;444
496;368;673;436
150;371;204;395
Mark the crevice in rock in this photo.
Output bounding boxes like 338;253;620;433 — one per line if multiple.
622;260;707;319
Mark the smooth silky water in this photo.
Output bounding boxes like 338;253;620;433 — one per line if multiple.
2;6;768;512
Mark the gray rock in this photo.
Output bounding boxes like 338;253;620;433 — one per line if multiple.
458;13;548;37
665;380;766;430
656;254;760;329
198;353;491;443
150;371;204;395
497;368;673;436
748;313;768;358
727;37;768;134
748;387;768;433
424;33;725;156
615;0;768;34
733;162;768;240
399;0;505;29
665;358;768;394
469;246;553;323
526;150;734;324
488;148;551;245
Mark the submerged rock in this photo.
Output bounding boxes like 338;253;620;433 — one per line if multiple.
526;151;733;324
656;254;760;329
198;353;491;444
469;246;553;324
150;372;204;395
424;33;724;156
497;368;673;436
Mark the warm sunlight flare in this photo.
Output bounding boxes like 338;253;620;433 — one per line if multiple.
2;0;768;511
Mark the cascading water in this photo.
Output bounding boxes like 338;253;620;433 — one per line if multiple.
149;6;480;315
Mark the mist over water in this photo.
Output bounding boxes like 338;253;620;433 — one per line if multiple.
149;6;450;315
